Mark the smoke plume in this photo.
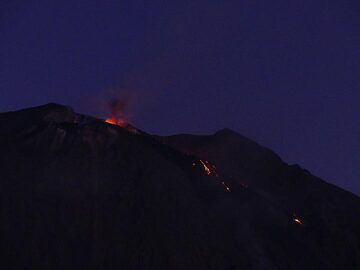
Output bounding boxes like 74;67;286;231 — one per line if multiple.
108;97;130;120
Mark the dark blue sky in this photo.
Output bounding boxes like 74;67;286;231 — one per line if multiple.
1;0;359;195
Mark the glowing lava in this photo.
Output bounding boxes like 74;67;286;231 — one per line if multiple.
221;181;231;192
292;213;303;225
197;159;231;192
294;218;302;225
105;97;130;127
105;117;127;127
200;160;212;175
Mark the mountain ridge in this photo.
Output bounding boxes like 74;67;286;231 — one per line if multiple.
0;103;359;270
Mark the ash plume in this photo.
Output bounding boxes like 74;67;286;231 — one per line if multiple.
108;97;130;119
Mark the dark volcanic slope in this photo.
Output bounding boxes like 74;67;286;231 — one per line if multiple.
0;104;359;270
160;129;360;268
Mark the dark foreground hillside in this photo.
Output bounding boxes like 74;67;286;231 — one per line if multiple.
0;103;359;270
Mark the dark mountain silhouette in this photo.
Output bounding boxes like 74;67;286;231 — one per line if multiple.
0;103;359;270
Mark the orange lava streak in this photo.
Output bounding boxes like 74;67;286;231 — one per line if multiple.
200;160;212;175
293;218;302;225
292;213;303;225
197;160;232;192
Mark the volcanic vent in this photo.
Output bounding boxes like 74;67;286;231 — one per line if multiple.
104;98;128;127
0;103;359;270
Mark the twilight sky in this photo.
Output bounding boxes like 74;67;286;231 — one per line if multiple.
1;0;359;195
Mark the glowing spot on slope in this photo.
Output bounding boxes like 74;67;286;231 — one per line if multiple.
221;181;231;192
292;213;303;225
200;160;212;175
294;218;302;225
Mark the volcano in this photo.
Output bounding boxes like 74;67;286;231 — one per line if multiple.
0;103;359;270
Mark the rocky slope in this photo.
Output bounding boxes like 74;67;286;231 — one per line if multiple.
0;103;359;270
